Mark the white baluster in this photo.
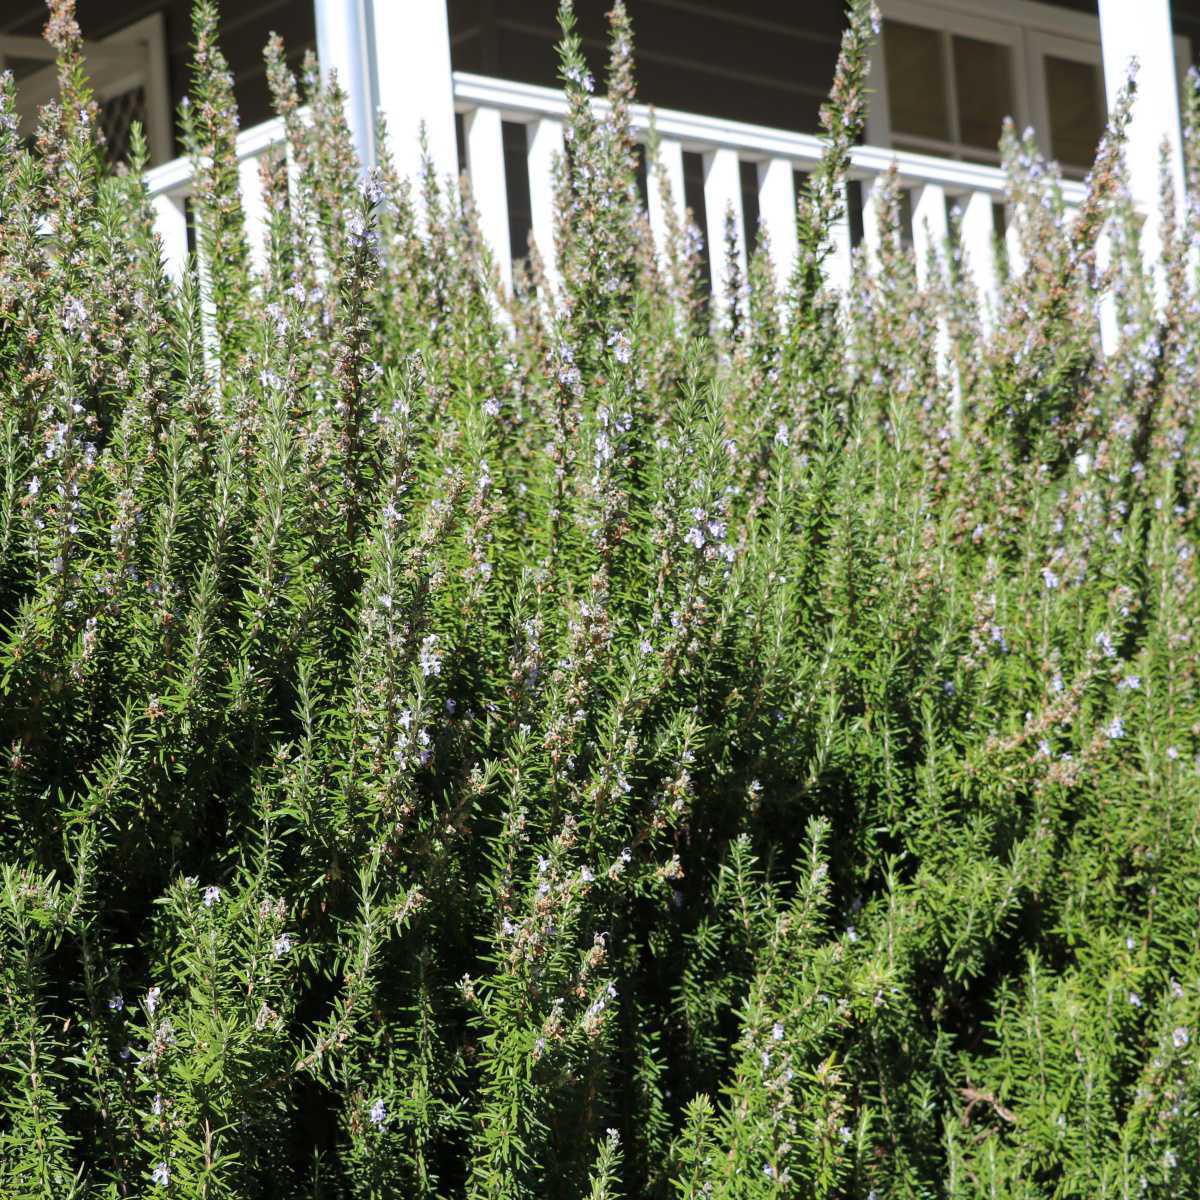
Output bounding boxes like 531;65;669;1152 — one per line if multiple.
238;154;269;278
912;183;948;289
757;157;797;291
647;136;685;267
1096;225;1119;356
702;147;745;309
463;106;512;292
526;117;563;295
1004;204;1026;278
860;175;885;272
151;192;189;285
960;190;999;328
912;183;955;421
823;181;853;295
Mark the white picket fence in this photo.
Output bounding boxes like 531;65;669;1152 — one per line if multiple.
144;71;1088;318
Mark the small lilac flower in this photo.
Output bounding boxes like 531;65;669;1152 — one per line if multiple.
1106;716;1125;740
1173;1026;1189;1048
1129;991;1142;1007
108;992;124;1012
63;297;89;332
1167;745;1179;760
774;424;789;447
370;1098;387;1126
203;886;221;908
1095;631;1116;658
607;330;633;364
419;634;442;678
152;1094;164;1116
146;986;160;1015
1117;675;1140;691
272;934;292;959
152;1162;170;1186
772;1022;784;1041
482;396;501;417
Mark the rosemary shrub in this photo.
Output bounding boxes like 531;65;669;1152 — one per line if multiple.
1;1;1198;1196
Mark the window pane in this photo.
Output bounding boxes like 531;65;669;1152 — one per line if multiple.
885;21;951;143
953;35;1013;152
1046;56;1105;170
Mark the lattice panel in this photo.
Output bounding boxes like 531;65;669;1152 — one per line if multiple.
98;86;147;166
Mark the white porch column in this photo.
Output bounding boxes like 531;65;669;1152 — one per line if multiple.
314;0;373;173
1097;0;1184;276
367;0;459;187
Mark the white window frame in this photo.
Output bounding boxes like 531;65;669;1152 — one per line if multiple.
870;0;1192;176
2;13;172;164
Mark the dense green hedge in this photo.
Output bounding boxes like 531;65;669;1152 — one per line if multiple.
2;1;1199;1196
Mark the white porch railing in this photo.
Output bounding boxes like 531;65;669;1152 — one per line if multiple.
144;71;1088;319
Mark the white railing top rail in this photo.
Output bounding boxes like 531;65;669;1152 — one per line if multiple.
144;111;299;200
452;71;1088;205
140;68;1092;328
140;72;1088;208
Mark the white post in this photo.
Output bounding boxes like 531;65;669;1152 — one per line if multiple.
1097;0;1183;294
527;117;563;294
757;157;797;291
314;0;373;174
367;0;459;188
152;192;189;285
463;106;512;292
702;147;746;309
647;136;686;266
960;190;999;327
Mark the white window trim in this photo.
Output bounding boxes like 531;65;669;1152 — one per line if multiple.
870;0;1192;174
2;13;172;164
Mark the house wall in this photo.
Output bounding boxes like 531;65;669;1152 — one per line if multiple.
3;0;1200;150
448;0;845;132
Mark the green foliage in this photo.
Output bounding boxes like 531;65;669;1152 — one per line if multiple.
1;1;1199;1196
